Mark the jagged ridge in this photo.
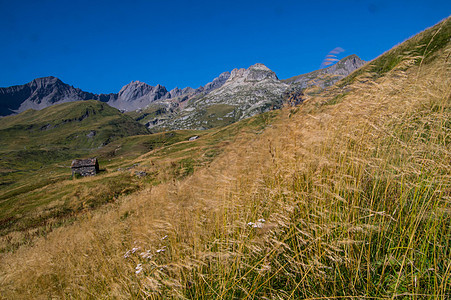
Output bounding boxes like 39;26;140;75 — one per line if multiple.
0;55;366;131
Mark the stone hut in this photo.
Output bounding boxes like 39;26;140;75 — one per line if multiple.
71;158;99;177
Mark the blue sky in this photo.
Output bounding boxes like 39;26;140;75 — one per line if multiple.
0;0;450;93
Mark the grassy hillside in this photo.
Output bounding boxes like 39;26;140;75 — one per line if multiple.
338;16;450;86
0;105;278;254
125;102;176;129
0;100;150;151
0;99;150;194
0;18;450;299
0;100;151;251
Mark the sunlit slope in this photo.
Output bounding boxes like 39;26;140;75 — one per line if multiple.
339;16;450;86
0;107;278;254
0;100;150;213
0;18;450;298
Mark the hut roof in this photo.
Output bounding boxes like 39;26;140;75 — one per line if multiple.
71;158;98;168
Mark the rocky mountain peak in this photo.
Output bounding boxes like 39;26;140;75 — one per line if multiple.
28;76;66;90
229;68;247;81
217;71;231;80
341;54;363;63
168;87;182;98
119;81;151;93
203;71;231;92
248;63;271;71
0;76;102;115
167;71;231;101
228;63;278;83
325;54;366;76
246;63;278;81
118;81;168;102
31;76;59;83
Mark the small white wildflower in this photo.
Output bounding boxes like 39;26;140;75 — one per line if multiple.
135;263;143;275
258;218;266;223
124;250;131;259
248;220;264;228
253;222;264;228
162;235;168;240
156;246;167;253
140;250;153;259
131;247;140;253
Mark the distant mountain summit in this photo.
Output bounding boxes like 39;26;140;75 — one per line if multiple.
228;63;279;82
0;76;111;116
108;81;169;111
0;55;366;130
283;54;366;88
154;63;288;130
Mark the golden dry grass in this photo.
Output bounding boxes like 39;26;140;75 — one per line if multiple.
0;35;450;299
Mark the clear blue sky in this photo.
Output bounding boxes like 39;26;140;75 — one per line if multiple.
1;0;450;94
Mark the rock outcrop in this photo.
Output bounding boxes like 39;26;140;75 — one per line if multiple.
203;71;231;92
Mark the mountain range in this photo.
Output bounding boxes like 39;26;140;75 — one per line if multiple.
0;55;365;130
